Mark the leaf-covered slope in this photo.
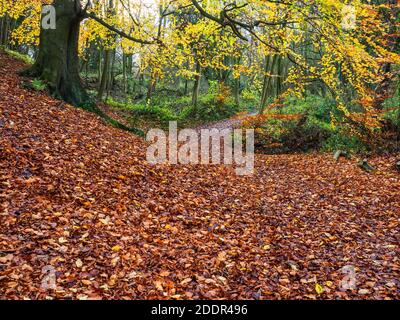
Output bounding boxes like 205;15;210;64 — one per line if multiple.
0;51;399;299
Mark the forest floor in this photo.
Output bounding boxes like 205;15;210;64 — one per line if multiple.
0;50;399;300
192;111;258;132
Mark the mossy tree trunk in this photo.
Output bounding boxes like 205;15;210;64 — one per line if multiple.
21;0;90;107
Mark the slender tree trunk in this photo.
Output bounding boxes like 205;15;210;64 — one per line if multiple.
234;76;240;107
126;54;132;94
183;61;189;95
260;56;271;113
106;49;116;99
192;61;201;110
276;55;283;98
184;78;188;96
122;53;127;94
9;19;16;50
98;46;102;86
373;0;399;110
0;16;4;45
233;56;241;107
146;72;154;101
2;15;10;48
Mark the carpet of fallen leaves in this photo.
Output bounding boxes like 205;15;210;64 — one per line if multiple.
0;51;399;300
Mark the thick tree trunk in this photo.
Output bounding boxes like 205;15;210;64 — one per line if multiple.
21;0;90;107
